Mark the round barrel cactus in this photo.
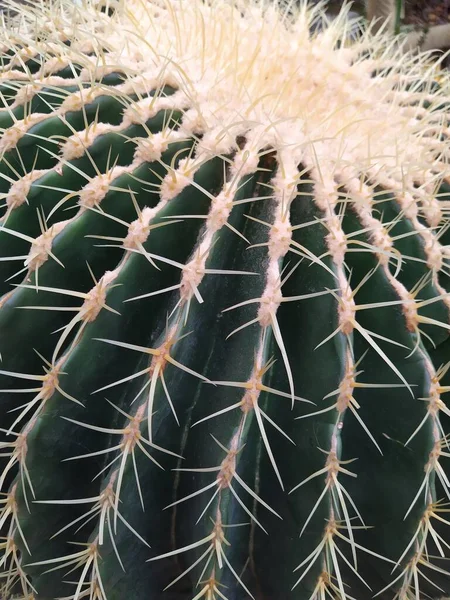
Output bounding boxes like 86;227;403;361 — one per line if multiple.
1;1;450;599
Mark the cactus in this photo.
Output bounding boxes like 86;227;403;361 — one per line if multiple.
1;0;450;599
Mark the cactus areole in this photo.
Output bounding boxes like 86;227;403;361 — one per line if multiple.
1;0;450;598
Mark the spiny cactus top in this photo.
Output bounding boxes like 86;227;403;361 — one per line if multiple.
1;1;450;599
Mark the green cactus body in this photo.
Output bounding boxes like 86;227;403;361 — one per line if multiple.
1;1;450;599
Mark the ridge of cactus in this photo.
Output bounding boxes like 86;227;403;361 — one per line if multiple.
1;1;450;599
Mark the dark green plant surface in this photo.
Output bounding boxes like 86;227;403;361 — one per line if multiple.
1;1;450;600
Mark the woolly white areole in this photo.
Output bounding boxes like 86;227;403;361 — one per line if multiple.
2;0;449;201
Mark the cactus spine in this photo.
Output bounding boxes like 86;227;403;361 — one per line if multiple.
1;1;450;599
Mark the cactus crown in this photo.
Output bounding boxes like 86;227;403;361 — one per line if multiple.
1;1;450;600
